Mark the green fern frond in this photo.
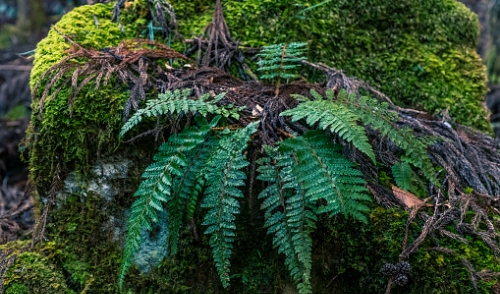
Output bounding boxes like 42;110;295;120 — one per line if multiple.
392;159;414;192
257;42;307;81
281;93;376;162
118;119;213;290
166;116;221;255
201;121;260;288
283;88;437;184
258;131;370;294
257;147;313;294
279;131;371;222
184;134;220;221
119;89;239;138
333;89;438;184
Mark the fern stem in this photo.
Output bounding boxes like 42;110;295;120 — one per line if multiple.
305;144;344;210
275;43;288;97
273;157;304;277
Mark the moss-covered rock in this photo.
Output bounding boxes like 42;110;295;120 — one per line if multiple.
170;0;490;131
18;0;499;293
0;241;73;294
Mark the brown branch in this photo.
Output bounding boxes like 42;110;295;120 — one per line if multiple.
0;65;33;71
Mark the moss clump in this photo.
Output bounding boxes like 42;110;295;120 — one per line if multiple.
311;207;500;293
27;2;154;190
169;0;490;131
0;241;72;294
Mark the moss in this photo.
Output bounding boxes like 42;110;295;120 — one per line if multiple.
2;105;30;120
168;0;490;131
0;241;73;294
27;2;153;191
308;208;500;293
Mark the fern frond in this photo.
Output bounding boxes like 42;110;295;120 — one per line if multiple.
281;95;376;162
279;131;371;222
257;42;308;82
119;89;238;138
118;120;212;290
166;116;220;255
184;133;219;221
392;159;414;192
257;147;313;293
334;89;437;184
201;121;260;287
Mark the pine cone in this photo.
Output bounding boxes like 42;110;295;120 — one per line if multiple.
381;263;397;277
394;274;409;286
396;261;411;275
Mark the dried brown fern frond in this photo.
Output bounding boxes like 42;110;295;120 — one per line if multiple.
33;28;192;120
31;162;62;248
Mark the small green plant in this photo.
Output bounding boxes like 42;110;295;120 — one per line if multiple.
281;89;437;185
118;87;387;293
257;42;307;96
258;131;371;293
392;159;414;192
119;89;243;138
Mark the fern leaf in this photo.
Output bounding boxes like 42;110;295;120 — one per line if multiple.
118;121;211;290
119;89;238;138
201;121;260;287
184;134;219;220
334;89;437;184
392;159;414;192
257;42;308;82
257;148;313;293
281;95;375;162
279;131;371;222
165;116;221;255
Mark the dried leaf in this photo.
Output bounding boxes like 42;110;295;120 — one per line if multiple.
392;186;430;208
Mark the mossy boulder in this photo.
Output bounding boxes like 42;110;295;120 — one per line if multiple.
170;0;490;131
18;0;499;293
0;241;72;294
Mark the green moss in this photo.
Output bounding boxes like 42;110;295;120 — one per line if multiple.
2;105;30;120
0;241;73;294
27;2;153;190
309;208;500;293
169;0;490;131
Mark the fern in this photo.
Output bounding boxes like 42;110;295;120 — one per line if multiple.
392;159;414;192
201;121;259;287
257;42;307;96
118;117;214;290
282;88;437;184
257;147;314;293
184;138;216;220
119;89;242;138
281;90;375;162
279;130;371;222
334;89;438;184
258;131;371;294
166;117;221;256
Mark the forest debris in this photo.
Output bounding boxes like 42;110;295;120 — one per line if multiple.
33;32;192;120
391;187;431;209
31;163;62;248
